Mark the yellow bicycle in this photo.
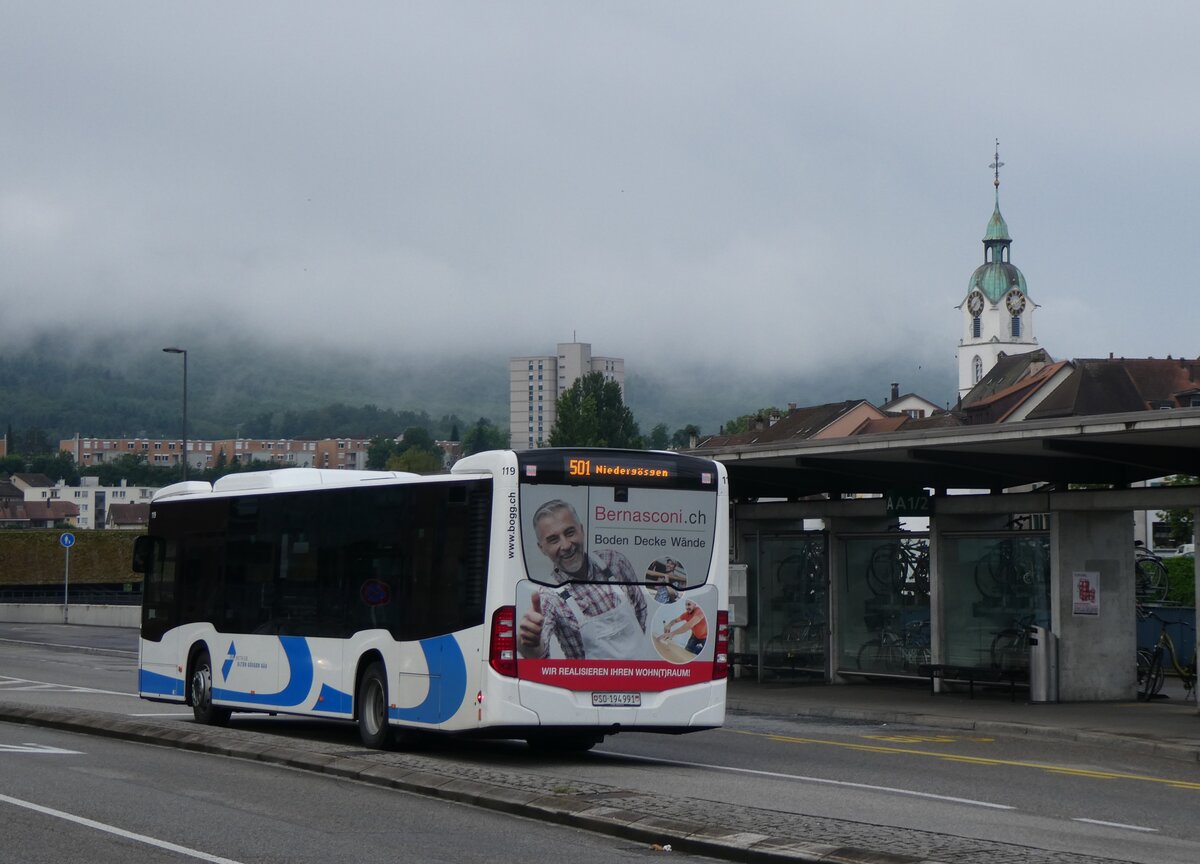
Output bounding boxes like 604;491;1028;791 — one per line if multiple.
1136;609;1196;702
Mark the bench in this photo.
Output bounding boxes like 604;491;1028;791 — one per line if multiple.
919;664;1025;701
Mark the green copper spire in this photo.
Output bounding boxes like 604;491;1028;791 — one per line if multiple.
966;140;1028;303
985;140;1010;242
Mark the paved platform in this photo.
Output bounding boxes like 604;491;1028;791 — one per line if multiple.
726;675;1200;764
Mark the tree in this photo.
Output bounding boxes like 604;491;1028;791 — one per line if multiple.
28;452;80;484
366;436;400;470
462;418;509;455
11;427;54;455
1157;474;1198;546
548;372;641;448
670;424;702;449
388;448;444;474
647;423;670;450
399;426;437;453
721;408;783;436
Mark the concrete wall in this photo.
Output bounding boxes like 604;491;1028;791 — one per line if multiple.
0;604;138;628
1050;510;1134;701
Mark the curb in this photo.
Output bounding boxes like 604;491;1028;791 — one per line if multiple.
0;703;949;864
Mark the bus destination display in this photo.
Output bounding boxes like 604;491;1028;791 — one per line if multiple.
566;457;671;480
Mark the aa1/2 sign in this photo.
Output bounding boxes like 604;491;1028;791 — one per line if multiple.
885;488;932;517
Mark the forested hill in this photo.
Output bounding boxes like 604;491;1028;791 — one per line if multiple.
0;330;509;442
0;327;955;445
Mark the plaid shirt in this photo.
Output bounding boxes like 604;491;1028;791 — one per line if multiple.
536;550;647;660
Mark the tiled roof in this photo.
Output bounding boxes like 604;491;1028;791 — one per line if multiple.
695;401;875;448
107;503;150;526
23;500;79;519
1023;357;1200;419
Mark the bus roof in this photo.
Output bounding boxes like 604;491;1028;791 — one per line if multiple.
151;468;421;502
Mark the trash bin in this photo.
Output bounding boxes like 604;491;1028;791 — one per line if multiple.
1028;625;1058;703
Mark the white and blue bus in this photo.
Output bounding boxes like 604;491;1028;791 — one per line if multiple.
134;448;729;751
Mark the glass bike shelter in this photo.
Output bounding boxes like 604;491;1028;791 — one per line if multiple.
737;530;1050;684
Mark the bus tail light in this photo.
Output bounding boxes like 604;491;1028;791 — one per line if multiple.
713;610;730;679
490;605;518;678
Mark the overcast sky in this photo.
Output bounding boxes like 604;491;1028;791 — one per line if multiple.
4;2;1197;389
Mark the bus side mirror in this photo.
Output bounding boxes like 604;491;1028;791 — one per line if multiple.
132;536;158;574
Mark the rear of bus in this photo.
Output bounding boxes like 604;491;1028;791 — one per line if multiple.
477;449;729;746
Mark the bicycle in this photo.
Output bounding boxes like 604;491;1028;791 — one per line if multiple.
990;614;1034;672
865;538;929;599
763;611;825;673
856;613;930;674
775;546;826;605
1133;544;1169;604
974;537;1046;602
1136;608;1196;702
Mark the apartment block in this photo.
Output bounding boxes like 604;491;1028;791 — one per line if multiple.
509;341;624;449
60;436;370;472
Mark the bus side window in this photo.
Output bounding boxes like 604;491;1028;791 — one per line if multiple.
132;536;160;574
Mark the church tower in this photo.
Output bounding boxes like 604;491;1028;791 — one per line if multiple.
957;143;1038;399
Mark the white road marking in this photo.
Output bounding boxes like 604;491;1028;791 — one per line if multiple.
0;637;136;657
608;752;1016;810
0;743;82;754
0;675;134;697
1072;818;1158;833
129;712;193;718
0;793;248;864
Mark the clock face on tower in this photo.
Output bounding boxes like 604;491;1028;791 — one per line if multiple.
1006;291;1026;315
967;291;984;316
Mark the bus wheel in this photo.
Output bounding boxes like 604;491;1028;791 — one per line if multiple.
190;650;231;727
357;661;391;750
525;731;601;754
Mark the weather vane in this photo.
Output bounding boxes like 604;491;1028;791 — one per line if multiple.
990;139;1004;189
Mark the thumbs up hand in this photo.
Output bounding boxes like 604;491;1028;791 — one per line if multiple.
518;591;547;657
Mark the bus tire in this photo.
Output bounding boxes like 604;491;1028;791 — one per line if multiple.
357;661;391;750
190;649;231;727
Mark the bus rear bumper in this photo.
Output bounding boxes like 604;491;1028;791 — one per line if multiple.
513;678;726;730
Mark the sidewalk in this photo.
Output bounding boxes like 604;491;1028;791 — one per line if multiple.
726;674;1200;763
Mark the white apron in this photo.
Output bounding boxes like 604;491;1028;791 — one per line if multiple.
560;584;644;659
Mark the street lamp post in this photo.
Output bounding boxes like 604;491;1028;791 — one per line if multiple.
162;347;188;481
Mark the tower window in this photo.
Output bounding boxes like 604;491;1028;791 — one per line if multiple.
1011;316;1021;338
973;356;983;384
972;316;981;338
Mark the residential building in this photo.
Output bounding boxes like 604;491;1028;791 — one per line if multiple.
509;341;624;449
4;473;156;530
880;383;942;420
59;435;371;472
106;502;151;530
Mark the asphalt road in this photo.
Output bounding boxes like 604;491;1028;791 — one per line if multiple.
0;723;723;864
2;623;1198;864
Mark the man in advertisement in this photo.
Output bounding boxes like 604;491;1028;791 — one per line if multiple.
517;499;648;660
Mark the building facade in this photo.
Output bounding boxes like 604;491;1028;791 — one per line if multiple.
60;436;370;472
509;341;625;449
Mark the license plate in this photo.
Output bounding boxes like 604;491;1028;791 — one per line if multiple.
592;692;640;707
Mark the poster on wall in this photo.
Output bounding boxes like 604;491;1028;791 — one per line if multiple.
1072;571;1099;616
